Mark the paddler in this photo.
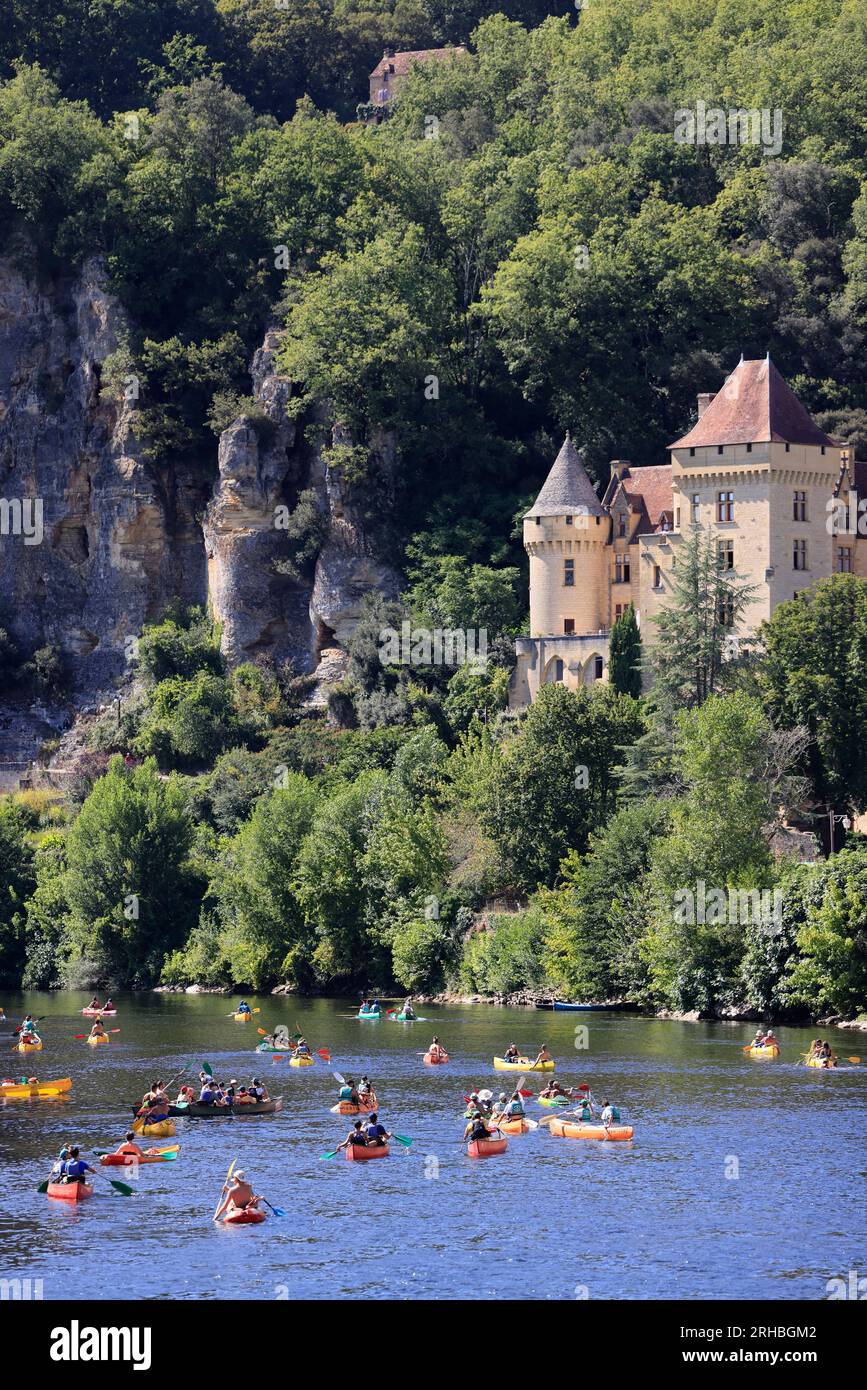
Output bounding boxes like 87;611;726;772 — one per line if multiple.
237;1000;252;1017
103;998;114;1012
115;1131;145;1158
337;1077;360;1107
505;1089;526;1119
504;1042;521;1063
213;1170;262;1221
364;1111;391;1148
294;1035;311;1056
427;1035;447;1062
358;1075;373;1100
177;1084;195;1105
530;1043;552;1068
248;1076;269;1102
539;1080;568;1099
491;1091;508;1117
336;1120;368;1153
60;1145;96;1186
89;1019;106;1039
599;1098;620;1130
20;1014;37;1036
87;996;100;1011
401;998;416;1020
463;1110;491;1146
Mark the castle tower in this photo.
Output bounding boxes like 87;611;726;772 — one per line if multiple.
510;435;610;704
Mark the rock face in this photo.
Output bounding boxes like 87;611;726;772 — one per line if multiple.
204;335;401;673
0;261;401;757
0;257;206;696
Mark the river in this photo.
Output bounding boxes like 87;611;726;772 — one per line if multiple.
1;992;864;1301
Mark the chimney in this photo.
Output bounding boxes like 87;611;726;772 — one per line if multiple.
384;45;395;58
697;392;715;418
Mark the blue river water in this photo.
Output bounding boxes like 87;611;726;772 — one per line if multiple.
1;993;864;1301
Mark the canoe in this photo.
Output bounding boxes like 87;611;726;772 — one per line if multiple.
423;1051;449;1065
178;1098;282;1118
468;1136;507;1157
493;1056;554;1072
357;1011;381;1020
232;1012;254;1021
345;1143;389;1160
17;1037;42;1052
331;1095;377;1115
537;1095;573;1107
47;1181;93;1202
81;1007;117;1017
0;1077;71;1099
389;1014;424;1022
100;1146;179;1166
552;1002;616;1011
289;1054;314;1067
748;1045;780;1058
490;1117;529;1135
548;1118;633;1141
805;1054;837;1068
87;1034;109;1046
132;1118;176;1138
223;1206;266;1224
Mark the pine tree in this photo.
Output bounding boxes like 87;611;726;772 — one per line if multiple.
608;604;642;698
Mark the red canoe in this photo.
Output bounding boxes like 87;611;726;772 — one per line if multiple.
423;1052;449;1065
47;1181;94;1201
223;1206;266;1225
468;1137;508;1158
345;1143;389;1160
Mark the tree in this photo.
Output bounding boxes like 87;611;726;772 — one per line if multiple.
0;801;34;985
647;525;758;714
757;575;867;815
608;603;642;698
783;847;867;1019
64;756;198;986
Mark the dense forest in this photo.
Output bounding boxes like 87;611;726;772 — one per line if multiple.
1;1;867;1017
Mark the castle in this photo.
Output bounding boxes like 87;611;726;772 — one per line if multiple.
511;357;862;705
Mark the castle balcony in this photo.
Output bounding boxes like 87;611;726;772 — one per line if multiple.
510;632;611;707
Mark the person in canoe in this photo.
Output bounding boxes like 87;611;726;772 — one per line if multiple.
491;1092;508;1117
505;1089;526;1119
336;1120;368;1153
364;1112;391;1148
59;1146;96;1186
248;1077;269;1102
337;1077;361;1107
214;1170;262;1222
401;999;416;1020
464;1090;483;1119
236;1001;252;1017
294;1036;311;1057
358;1075;373;1100
427;1036;447;1062
463;1110;491;1145
20;1014;38;1037
103;998;114;1012
89;1019;107;1039
600;1099;621;1131
87;996;100;1011
504;1042;521;1063
115;1132;145;1159
177;1084;196;1106
531;1043;553;1068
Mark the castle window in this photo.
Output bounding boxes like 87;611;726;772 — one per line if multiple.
653;565;662;588
564;558;575;587
793;490;807;522
675;507;681;528
689;448;696;457
615;604;624;619
785;443;791;453
564;618;575;634
838;547;852;573
717;539;734;571
565;515;573;525
717;445;724;455
746;443;752;454
692;493;700;523
615;555;630;583
717;490;734;522
618;513;626;537
594;656;604;680
793;538;808;571
535;516;541;525
718;595;735;626
555;659;564;682
821;446;826;455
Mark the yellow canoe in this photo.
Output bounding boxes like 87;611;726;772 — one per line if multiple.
747;1045;780;1058
17;1037;42;1052
493;1056;554;1072
132;1118;176;1138
805;1053;836;1068
289;1054;314;1067
87;1034;109;1045
489;1116;530;1135
0;1076;71;1099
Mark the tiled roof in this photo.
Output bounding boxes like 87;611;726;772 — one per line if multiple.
370;47;467;79
671;358;835;449
616;464;673;533
525;435;606;518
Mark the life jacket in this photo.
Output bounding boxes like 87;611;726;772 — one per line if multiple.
339;1086;353;1100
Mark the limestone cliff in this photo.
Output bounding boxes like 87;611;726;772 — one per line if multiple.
0;258;401;776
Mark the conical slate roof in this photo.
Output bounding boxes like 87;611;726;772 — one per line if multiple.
671;357;834;449
525;435;606;518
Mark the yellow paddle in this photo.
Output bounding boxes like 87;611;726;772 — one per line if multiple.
213;1158;237;1221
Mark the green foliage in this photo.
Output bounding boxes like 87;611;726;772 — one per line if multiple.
64;756;199;986
22;832;69;988
138;606;224;684
0;800;35;985
608;604;642;699
134;672;249;769
457;905;549;995
783;848;867;1017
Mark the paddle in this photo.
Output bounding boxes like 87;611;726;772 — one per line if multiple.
260;1197;287;1218
320;1147;341;1160
226;1007;260;1016
392;1135;413;1147
213;1158;237;1220
38;1169;134;1197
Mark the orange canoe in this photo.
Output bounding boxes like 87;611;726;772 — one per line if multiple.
345;1143;389;1160
468;1136;507;1157
548;1118;633;1141
490;1117;529;1135
423;1051;449;1065
47;1181;93;1202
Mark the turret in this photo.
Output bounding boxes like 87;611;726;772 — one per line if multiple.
524;435;608;637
